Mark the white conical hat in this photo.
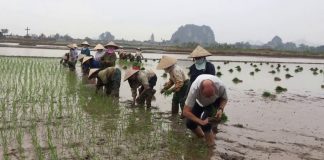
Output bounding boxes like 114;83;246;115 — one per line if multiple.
123;69;140;81
67;43;78;49
88;68;100;79
156;55;177;70
82;56;93;64
104;41;119;49
94;44;104;50
77;54;85;61
81;41;90;45
189;45;212;58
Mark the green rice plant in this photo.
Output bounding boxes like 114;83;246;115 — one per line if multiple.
285;68;289;72
320;69;323;73
275;86;287;93
313;71;318;75
321;85;324;89
285;74;293;78
217;66;221;70
161;73;167;78
122;66;127;70
235;66;241;72
270;65;274;68
253;64;257;68
216;72;222;77
269;70;276;74
255;68;260;72
250;71;254;76
163;90;173;97
232;77;243;84
274;77;281;81
228;69;233;73
262;91;276;99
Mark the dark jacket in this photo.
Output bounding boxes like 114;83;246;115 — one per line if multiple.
188;61;216;84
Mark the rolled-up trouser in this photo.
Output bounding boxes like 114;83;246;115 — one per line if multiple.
137;75;157;106
186;99;221;133
105;68;121;97
171;80;189;114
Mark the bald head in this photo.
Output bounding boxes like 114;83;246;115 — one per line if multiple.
201;80;217;98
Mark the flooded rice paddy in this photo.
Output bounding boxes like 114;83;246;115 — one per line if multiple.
0;47;324;159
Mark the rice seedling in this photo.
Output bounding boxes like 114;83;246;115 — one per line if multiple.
216;72;222;77
253;64;257;68
313;71;318;75
249;71;254;76
320;69;323;73
228;69;233;73
161;73;167;78
233;124;244;128
270;65;274;68
217;66;221;70
285;68;289;72
122;66;127;70
232;77;243;84
262;91;276;99
275;86;287;93
321;85;324;89
235;66;241;72
285;74;293;79
274;77;281;81
269;70;276;74
255;68;260;72
163;90;173;97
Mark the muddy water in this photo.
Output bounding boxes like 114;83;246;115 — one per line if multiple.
0;47;324;159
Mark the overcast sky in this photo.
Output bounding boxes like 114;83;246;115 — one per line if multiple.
1;0;324;45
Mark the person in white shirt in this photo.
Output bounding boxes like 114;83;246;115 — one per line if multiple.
183;74;228;147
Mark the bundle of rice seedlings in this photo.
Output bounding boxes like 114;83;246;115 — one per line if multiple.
275;86;287;93
232;77;243;83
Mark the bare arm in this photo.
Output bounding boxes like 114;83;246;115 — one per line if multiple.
183;105;208;126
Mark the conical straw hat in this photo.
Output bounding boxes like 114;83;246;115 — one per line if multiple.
81;41;90;45
189;45;212;58
123;69;140;81
88;68;100;79
77;54;85;61
82;56;93;64
156;55;177;70
94;44;104;50
104;41;119;49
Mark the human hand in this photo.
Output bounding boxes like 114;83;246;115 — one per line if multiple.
200;118;209;126
215;109;223;120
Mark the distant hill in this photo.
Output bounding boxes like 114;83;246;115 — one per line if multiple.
170;24;215;44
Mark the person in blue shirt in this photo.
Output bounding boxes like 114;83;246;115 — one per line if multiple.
80;41;91;56
82;56;101;74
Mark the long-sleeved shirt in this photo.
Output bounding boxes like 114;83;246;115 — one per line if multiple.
164;65;188;92
94;51;105;61
81;48;91;56
68;49;78;62
128;70;155;98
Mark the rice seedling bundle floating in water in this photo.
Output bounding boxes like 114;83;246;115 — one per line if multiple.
232;77;243;84
285;74;293;79
216;72;222;77
269;70;276;74
275;86;287;93
262;91;276;99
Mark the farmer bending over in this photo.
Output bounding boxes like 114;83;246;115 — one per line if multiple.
124;69;157;107
88;67;121;97
183;74;228;147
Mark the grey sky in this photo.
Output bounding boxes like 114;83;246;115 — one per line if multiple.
1;0;324;45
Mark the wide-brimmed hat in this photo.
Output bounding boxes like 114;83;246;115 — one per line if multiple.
82;56;93;64
123;69;140;81
156;55;177;70
94;44;104;50
104;41;119;49
88;68;100;79
77;54;85;61
189;45;212;58
67;43;78;49
81;41;90;46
